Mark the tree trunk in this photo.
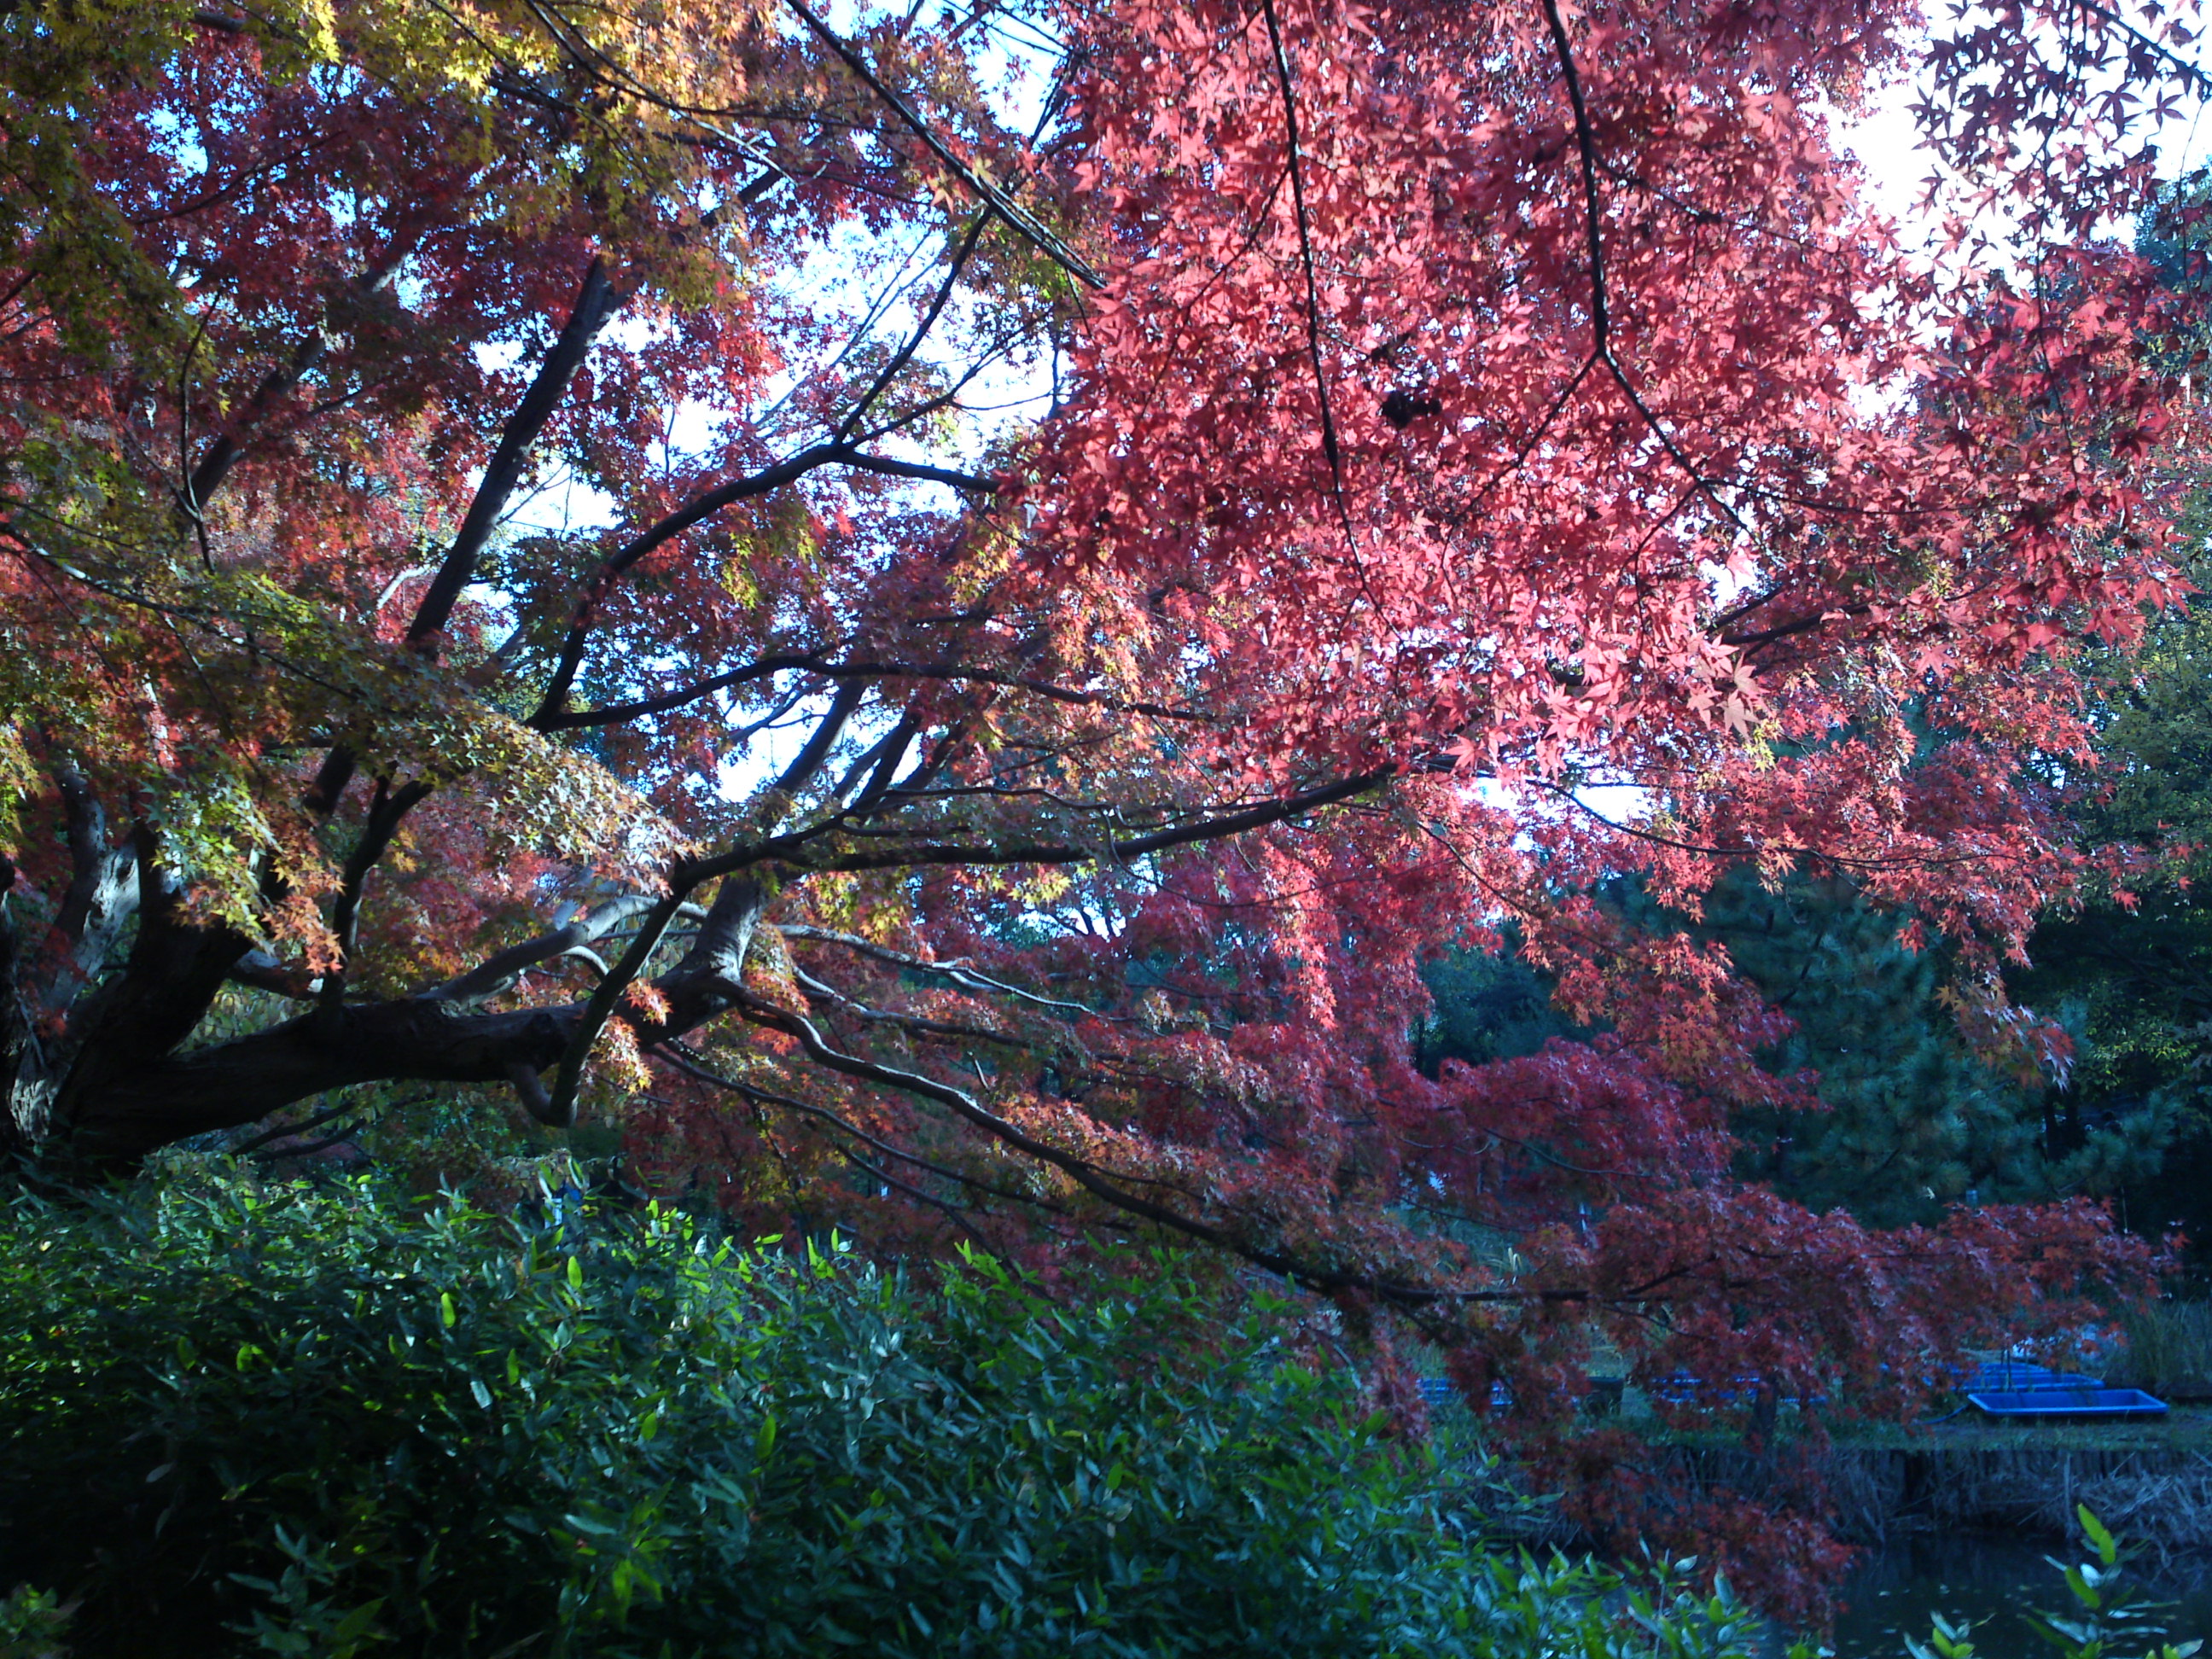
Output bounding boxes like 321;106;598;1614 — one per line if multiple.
28;875;775;1167
59;998;583;1164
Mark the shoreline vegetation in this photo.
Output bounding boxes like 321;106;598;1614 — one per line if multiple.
1414;1295;2212;1567
1422;1400;2212;1588
1434;1369;2212;1570
1660;1437;2212;1565
0;1170;1775;1659
1697;1300;2212;1563
4;1166;2207;1656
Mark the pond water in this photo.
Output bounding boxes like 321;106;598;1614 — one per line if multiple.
1825;1532;2212;1657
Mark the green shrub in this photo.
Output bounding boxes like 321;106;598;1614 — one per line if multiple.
0;1172;1765;1657
0;1585;73;1659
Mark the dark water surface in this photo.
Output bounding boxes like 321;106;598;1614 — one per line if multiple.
1825;1533;2212;1657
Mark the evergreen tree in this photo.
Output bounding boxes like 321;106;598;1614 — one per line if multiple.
1417;931;1580;1074
1707;875;2172;1229
2000;178;2212;1254
1424;877;2174;1231
2008;573;2212;1249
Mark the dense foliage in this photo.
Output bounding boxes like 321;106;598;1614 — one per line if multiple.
1977;186;2212;1259
1427;864;2195;1240
2011;547;2212;1257
1691;874;2171;1228
0;1173;1770;1658
3;0;2208;1603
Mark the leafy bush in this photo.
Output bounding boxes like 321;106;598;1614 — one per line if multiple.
0;1585;73;1659
0;1172;1767;1657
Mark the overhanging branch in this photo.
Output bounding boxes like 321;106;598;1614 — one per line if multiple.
538;652;1202;732
730;989;1582;1310
697;765;1396;881
527;443;996;727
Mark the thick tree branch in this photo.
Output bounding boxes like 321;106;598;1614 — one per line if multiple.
657;876;771;1031
39;763;139;1022
51;764;1386;1162
533;689;866;1126
302;260;622;823
421;892;667;1004
410;256;622;642
50;837;256;1144
703;766;1396;880
65;876;765;1154
229;949;319;999
827;711;917;810
1715;599;1876;650
533;653;817;729
63;998;579;1158
766;680;867;804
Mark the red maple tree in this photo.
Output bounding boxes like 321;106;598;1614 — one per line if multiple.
0;0;2199;1606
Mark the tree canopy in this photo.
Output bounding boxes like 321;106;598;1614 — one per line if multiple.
3;0;2206;1601
2010;265;2212;1256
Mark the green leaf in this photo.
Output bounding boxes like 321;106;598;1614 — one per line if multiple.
329;1598;385;1655
2078;1504;2117;1567
2063;1562;2104;1610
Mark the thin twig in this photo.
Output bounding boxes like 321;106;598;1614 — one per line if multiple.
1258;0;1383;612
1540;0;1750;541
784;0;1103;288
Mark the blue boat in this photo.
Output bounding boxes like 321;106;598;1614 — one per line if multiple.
1648;1371;1825;1408
1962;1361;2105;1393
1415;1377;1514;1412
1966;1385;2167;1419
